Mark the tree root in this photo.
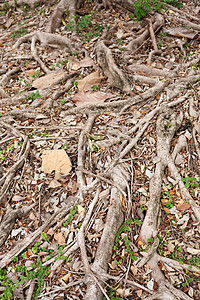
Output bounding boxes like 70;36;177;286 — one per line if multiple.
84;165;129;299
14;31;73;53
127;14;164;51
95;40;131;93
77;113;98;198
47;0;78;33
0;122;31;205
0;204;35;248
140;106;183;243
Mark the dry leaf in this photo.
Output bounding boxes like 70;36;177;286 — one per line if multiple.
136;290;143;297
71;181;77;194
70;57;95;70
167;242;175;252
176;202;190;212
48;179;62;188
164;250;171;256
99;188;110;200
131;265;138;275
32;71;65;89
12;195;25;202
62;273;71;282
47;228;55;236
77;71;103;91
54;232;65;245
41;149;72;180
5;18;14;28
164;27;197;39
187;247;200;255
72;91;114;107
29;212;36;220
78;205;85;217
117;288;131;296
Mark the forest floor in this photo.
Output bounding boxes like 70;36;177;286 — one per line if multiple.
0;0;200;299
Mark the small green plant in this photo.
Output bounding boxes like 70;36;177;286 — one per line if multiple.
0;144;16;161
63;204;78;226
160;32;168;36
0;268;15;300
24;128;35;138
41;232;49;241
32;241;40;254
140;204;147;211
161;191;174;208
41;132;50;137
103;287;123;300
67;15;103;43
114;218;132;251
30;70;40;78
15;258;50;299
25;90;41;101
134;216;143;225
133;0;182;21
192;62;197;69
182;277;194;287
11;28;27;38
60;99;66;105
117;38;123;45
72;50;79;57
181;176;198;194
62;143;69;150
92;85;99;91
50;61;65;70
124;236;138;260
158;41;163;49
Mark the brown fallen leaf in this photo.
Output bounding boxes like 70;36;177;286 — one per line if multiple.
41;149;72;180
62;273;71;282
32;71;65;89
25;69;36;77
5;18;14;29
47;228;54;236
70;57;95;70
176;202;190;212
71;91;115;107
164;27;197;39
164;250;171;256
48;179;62;188
77;71;103;91
136;290;143;297
54;232;65;245
187;247;200;255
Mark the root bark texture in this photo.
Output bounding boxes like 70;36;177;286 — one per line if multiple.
140;106;183;243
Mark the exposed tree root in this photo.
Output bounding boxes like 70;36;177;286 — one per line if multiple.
95;40;131;93
0;204;35;248
140;106;183;243
84;165;129;299
128;14;164;51
77;113;98;197
14;31;73;53
0;122;31;205
47;0;78;33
